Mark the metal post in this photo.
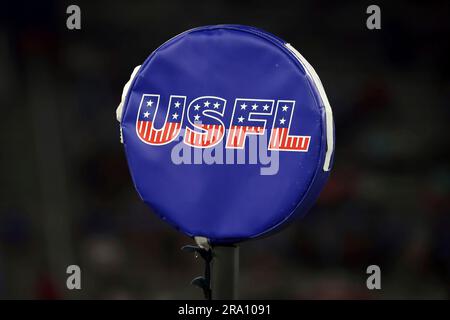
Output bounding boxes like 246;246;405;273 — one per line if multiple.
28;58;73;291
211;245;239;299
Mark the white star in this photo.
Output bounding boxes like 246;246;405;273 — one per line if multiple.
213;102;220;109
251;104;258;110
143;111;150;118
204;101;210;107
172;113;179;120
194;104;201;111
146;100;153;107
174;101;181;108
279;118;286;125
282;105;289;112
238;116;245;123
194;114;201;121
240;103;247;110
262;104;270;111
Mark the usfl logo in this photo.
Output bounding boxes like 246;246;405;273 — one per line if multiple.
136;94;311;152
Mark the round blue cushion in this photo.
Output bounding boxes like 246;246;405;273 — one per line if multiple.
120;25;334;244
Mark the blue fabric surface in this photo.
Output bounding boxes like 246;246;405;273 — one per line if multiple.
121;25;333;243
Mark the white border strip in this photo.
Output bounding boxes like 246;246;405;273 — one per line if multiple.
116;65;141;123
285;43;334;171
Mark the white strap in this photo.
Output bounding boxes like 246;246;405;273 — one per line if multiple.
194;236;210;250
116;65;141;123
285;44;334;172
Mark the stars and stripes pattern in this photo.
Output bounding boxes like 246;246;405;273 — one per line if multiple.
226;99;274;148
184;97;226;147
135;94;311;151
269;100;310;151
185;124;225;147
136;94;186;145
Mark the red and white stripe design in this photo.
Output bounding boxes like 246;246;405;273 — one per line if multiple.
184;124;224;147
137;121;181;144
269;128;310;151
226;125;264;148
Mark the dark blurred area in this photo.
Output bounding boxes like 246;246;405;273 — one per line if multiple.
0;0;449;299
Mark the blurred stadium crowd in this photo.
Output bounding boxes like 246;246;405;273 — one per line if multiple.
0;1;449;299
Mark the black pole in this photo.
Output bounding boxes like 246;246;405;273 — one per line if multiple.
211;245;239;299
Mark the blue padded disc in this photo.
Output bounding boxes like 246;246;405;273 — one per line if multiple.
119;25;334;244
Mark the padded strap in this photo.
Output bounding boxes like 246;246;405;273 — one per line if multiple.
116;65;141;123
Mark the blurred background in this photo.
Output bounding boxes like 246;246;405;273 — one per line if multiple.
0;0;449;299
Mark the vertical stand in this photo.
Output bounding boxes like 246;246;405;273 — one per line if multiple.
182;243;239;300
212;245;239;300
